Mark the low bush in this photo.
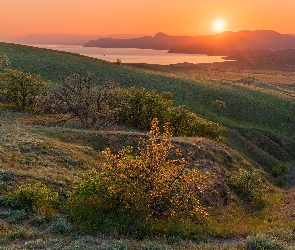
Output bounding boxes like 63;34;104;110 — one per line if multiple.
0;68;50;110
168;105;226;140
65;119;209;234
49;214;73;235
121;87;226;140
228;169;269;205
142;241;167;250
0;52;10;70
7;182;58;215
120;87;173;130
8;209;27;224
49;72;124;128
271;164;288;178
246;233;288;250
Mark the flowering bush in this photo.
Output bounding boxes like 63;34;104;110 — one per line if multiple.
66;119;209;233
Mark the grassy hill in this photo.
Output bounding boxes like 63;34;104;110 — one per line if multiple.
1;103;294;249
1;42;295;171
1;42;295;248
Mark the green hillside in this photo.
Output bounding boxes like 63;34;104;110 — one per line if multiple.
1;42;295;249
0;43;294;133
1;42;294;170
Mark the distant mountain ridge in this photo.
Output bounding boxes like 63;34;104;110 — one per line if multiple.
84;32;198;50
84;30;295;54
1;34;147;45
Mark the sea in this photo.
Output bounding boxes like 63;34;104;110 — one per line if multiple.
27;44;228;65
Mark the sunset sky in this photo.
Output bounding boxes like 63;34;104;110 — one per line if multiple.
1;0;295;38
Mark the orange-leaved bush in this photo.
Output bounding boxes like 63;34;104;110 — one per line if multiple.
66;118;209;233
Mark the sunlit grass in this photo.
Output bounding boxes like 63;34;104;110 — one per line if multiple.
1;43;295;249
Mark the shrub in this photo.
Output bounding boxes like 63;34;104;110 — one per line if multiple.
0;68;50;109
166;235;181;245
8;209;27;224
116;59;122;65
121;87;173;130
66;119;208;233
142;242;167;250
29;216;47;227
271;164;288;178
211;100;227;115
228;169;269;205
168;105;226;140
44;71;125;128
246;233;288;250
121;87;226;140
49;214;73;235
8;182;58;215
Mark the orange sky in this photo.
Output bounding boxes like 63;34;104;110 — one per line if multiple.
1;0;295;38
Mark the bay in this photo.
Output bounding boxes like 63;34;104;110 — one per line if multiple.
27;44;228;65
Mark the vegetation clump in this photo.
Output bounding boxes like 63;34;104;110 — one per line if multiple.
246;233;289;250
0;68;50;110
228;169;269;205
120;87;226;140
49;214;73;235
45;71;124;128
7;181;58;215
65;119;209;233
0;52;10;70
39;72;225;140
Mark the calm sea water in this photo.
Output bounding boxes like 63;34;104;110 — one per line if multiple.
28;44;227;65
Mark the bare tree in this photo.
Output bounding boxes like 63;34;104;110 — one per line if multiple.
48;72;125;128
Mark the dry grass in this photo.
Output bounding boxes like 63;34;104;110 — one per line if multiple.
1;105;295;249
0;105;102;192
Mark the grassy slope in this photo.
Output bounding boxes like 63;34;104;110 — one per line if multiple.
1;42;295;172
1;106;295;249
1;43;295;248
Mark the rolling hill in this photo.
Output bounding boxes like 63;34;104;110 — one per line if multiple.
1;42;295;248
1;42;295;168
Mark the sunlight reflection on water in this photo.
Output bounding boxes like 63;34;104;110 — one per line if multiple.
27;44;228;65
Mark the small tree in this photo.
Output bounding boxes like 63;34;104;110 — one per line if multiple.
66;119;209;232
51;72;125;128
120;87;173;130
0;68;50;109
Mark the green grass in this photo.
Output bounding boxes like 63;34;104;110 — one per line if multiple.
1;42;295;173
1;42;295;136
0;106;295;248
1;43;295;248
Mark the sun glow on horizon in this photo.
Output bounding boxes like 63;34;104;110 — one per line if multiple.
214;20;225;32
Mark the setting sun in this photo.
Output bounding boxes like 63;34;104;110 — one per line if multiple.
215;21;225;32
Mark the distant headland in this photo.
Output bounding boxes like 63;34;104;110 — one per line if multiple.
84;30;295;55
